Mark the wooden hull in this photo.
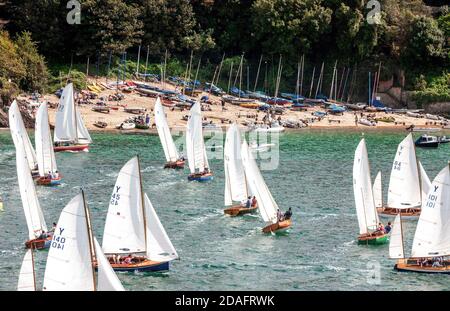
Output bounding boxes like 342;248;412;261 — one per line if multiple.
377;206;420;219
164;160;185;169
54;144;89;152
188;172;214;182
395;259;450;274
262;219;292;234
224;205;258;216
357;233;389;245
36;176;62;186
25;237;52;250
107;260;170;272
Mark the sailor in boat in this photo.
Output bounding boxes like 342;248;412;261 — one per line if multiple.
244;196;252;208
284;208;292;220
277;209;284;222
384;222;392;234
251;196;258;208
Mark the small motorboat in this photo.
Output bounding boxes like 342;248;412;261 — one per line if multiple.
438;136;450;144
359;118;376;126
415;134;439;148
116;121;136;130
93;120;108;128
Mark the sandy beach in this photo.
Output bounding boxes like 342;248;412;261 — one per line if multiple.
16;77;449;133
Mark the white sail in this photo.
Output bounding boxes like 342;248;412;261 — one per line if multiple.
76;109;92;144
35;102;58;177
102;157;146;254
94;238;125;291
17;249;36;291
353;139;378;235
16;141;47;239
241;140;278;224
373;171;383;208
54;83;77;143
411;164;450;258
154;97;179;162
419;161;431;203
144;193;178;262
389;214;405;259
9;100;37;171
43;193;95;291
387;134;421;210
224;124;249;206
186;102;208;173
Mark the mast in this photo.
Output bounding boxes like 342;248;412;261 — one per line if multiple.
253;54;263;92
74;86;79;144
399;213;405;259
81;189;96;291
136;155;148;250
227;62;234;94
193;56;202;93
300;54;305;96
31;245;36;291
136;45;141;76
144;46;150;82
309;66;316;99
215;53;225;87
341;67;350;102
295;58;301;98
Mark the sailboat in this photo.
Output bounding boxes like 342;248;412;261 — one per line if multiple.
43;191;125;291
35;102;62;185
186;102;213;181
101;156;179;272
15;138;52;250
54;83;92;152
377;133;431;218
390;163;450;273
240;139;292;233
154;97;185;169
353;139;388;245
223;124;257;216
9;100;39;179
17;249;36;291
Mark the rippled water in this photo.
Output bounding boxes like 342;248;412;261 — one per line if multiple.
1;129;450;291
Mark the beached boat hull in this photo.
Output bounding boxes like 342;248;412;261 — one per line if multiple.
188;172;214;182
224;205;258;216
25;237;52;250
377;207;420;219
108;260;170;272
262;219;292;234
395;260;450;274
357;233;389;245
54;144;89;152
164;160;185;169
36;176;62;186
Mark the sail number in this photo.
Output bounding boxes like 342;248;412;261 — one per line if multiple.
393;161;401;171
425;186;439;209
110;186;121;205
51;228;66;250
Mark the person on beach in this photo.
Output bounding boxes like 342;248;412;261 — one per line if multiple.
145;114;150;125
355;115;358;126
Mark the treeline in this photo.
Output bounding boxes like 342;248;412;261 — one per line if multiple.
1;0;449;105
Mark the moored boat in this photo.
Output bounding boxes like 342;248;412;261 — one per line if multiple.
414;134;439;148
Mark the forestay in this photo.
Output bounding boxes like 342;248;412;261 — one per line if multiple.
241;140;278;224
16;141;47;239
144;194;178;262
154;97;179;162
387;134;421;210
43;193;95;291
224;124;249;206
35;102;58;176
9;100;37;171
102;157;146;254
411;164;450;258
186;102;209;174
94;238;125;291
17;250;36;291
389;214;405;259
353;139;378;235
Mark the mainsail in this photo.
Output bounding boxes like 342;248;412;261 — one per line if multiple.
411;164;450;258
353;139;379;235
373;171;383;209
224;124;249;206
154;97;179;162
17;249;36;291
186;102;209;174
387;134;421;210
54;83;92;144
43;193;95;291
16;140;47;239
9;100;37;171
240;140;278;224
389;214;405;259
35;102;58;177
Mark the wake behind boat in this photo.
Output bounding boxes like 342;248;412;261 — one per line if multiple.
54;83;92;152
101;156;179;272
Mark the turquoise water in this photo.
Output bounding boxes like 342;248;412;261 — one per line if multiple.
1;129;450;291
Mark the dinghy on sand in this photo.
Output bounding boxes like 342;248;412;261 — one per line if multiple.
101;156;179;272
353;139;388;245
223;124;257;216
390;163;450;274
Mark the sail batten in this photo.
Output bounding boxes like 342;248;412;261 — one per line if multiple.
155;98;179;162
